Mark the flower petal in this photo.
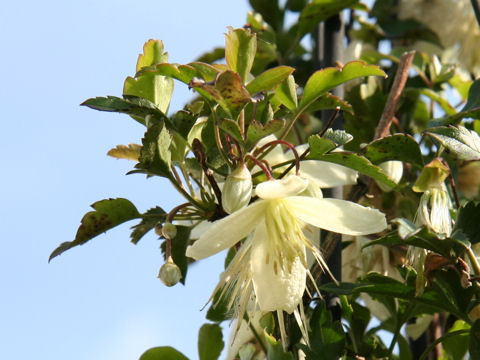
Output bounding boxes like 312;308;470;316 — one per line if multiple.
300;160;358;188
250;222;307;314
186;200;267;260
287;196;387;235
255;175;308;200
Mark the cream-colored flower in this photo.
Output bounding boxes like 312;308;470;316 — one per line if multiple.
186;175;387;347
399;0;480;75
254;136;358;188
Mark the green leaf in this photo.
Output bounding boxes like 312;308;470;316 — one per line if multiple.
133;121;172;177
442;320;470;360
308;134;336;157
298;0;361;37
249;0;282;30
189;62;220;82
299;61;386;113
246;119;286;149
469;320;480;359
141;63;198;84
364;134;423;167
426;126;480;161
139;346;189;360
107;143;141;161
49;198;140;261
265;333;294;360
307;151;397;189
304;93;353;114
225;27;257;83
220;119;243;143
274;75;297;110
246;66;295;94
81;96;167;126
198;324;224;360
429;79;480;126
124;40;173;114
130;206;166;245
454;201;480;245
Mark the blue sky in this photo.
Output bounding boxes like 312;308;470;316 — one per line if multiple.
0;1;250;359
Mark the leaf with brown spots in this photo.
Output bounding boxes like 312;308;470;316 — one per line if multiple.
49;198;140;261
190;70;251;118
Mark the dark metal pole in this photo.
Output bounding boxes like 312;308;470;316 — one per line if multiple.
315;14;345;320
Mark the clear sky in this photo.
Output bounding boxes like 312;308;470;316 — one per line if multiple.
0;1;250;359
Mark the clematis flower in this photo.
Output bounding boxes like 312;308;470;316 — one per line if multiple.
186;175;387;347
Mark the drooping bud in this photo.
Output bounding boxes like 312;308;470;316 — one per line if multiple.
158;257;182;287
412;158;449;193
162;222;177;239
222;164;253;214
377;160;403;192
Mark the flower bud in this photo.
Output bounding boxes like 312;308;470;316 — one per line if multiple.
158;258;182;287
162;222;177;239
222;164;253;214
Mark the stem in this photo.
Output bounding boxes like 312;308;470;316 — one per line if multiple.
213;113;232;168
471;0;480;28
256;140;301;176
192;139;225;211
171;165;187;193
168;174;207;211
246;154;274;180
243;312;268;355
419;329;470;360
319;106;340;137
466;246;480;276
374;51;415;140
180;162;195;196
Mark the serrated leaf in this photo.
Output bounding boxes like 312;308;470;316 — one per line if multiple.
274;75;297;110
225;27;257;83
81;96;167;126
322;129;353;146
307;151;397;189
299;61;386;113
308;134;336;156
49;198;140;261
265;333;294;360
304;92;353;114
140;63;198;84
139;347;189;360
133;122;172;177
124;40;173;114
198;324;224;360
364;134;423;167
189;62;220;82
246;66;295;94
130;206;166;244
298;0;361;37
107;144;141;161
246;119;286;149
427;125;480;160
220;118;243;143
454;201;480;245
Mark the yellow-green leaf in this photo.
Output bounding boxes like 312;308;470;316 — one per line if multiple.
225;27;257;83
107;144;142;161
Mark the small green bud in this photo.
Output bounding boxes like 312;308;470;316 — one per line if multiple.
162;222;177;239
222;164;253;214
158;258;182;287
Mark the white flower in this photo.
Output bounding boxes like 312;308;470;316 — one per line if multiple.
254;135;359;188
186;175;387;346
376;160;403;192
414;183;452;237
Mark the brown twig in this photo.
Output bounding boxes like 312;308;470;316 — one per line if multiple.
374;51;415;140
